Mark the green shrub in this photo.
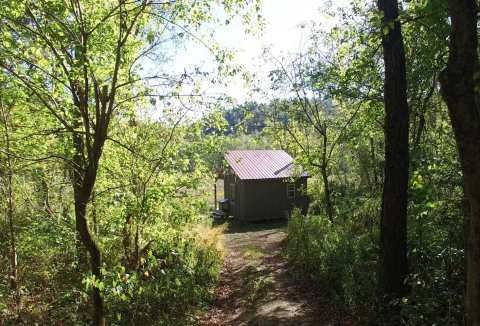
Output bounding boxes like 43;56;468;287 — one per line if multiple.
98;225;223;325
287;188;465;325
287;209;377;321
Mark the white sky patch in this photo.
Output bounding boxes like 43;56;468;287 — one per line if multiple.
144;0;349;119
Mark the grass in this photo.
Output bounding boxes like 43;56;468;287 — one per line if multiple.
243;246;265;260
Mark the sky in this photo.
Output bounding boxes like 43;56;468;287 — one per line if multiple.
146;0;349;116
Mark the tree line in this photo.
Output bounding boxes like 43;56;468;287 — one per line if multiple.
0;0;258;324
1;0;479;325
264;0;479;324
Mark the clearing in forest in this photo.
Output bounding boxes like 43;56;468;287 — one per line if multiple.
200;220;352;326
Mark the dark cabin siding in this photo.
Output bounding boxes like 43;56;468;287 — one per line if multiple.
243;180;284;220
223;174;308;221
242;178;308;221
224;169;242;218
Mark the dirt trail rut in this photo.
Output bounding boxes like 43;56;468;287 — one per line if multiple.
200;220;351;326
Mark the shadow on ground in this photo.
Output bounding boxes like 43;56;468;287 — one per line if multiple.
214;216;288;234
200;218;353;326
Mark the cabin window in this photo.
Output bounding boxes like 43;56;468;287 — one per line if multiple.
287;183;295;199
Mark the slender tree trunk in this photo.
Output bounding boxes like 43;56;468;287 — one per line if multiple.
413;114;425;148
5;153;17;295
71;104;106;326
321;164;334;221
92;190;98;235
0;101;18;297
439;1;480;324
70;109;88;271
74;197;105;326
370;137;379;191
71;151;105;326
37;169;54;218
321;133;334;221
377;0;410;320
122;212;133;268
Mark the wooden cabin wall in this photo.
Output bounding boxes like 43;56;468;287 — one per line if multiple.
241;177;309;221
224;172;308;220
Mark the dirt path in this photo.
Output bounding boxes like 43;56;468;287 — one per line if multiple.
200;220;351;326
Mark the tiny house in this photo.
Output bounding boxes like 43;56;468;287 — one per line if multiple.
222;150;309;221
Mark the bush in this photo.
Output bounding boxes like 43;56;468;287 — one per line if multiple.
287;209;377;321
0;217;224;325
287;186;466;325
99;224;224;325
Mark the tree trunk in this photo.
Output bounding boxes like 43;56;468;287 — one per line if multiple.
370;137;379;191
71;109;105;326
321;164;334;221
0;101;18;297
377;0;410;319
439;1;480;324
92;190;98;235
321;133;334;221
74;198;105;326
5;152;17;295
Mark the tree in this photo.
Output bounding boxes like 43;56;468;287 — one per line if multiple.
269;97;336;221
266;55;340;221
439;1;480;324
1;1;260;322
0;79;18;298
377;0;410;318
0;1;186;324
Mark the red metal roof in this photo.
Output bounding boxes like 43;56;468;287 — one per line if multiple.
225;150;306;180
